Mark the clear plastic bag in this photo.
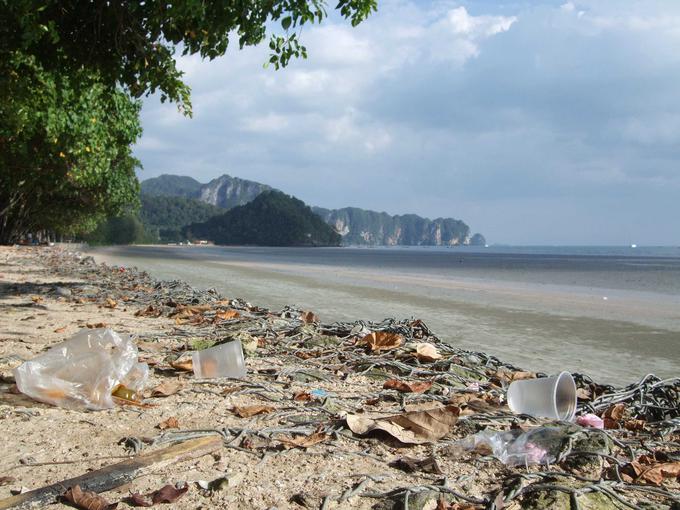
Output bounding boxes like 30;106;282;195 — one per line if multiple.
14;328;148;410
454;427;569;466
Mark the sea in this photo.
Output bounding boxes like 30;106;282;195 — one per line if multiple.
86;244;680;386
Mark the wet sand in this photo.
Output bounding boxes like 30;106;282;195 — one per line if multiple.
87;245;680;385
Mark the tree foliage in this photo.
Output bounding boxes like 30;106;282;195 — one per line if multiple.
139;194;223;242
0;0;377;244
1;0;378;115
185;190;341;246
0;52;142;243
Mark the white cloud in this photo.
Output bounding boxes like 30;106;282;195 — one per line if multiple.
241;113;289;133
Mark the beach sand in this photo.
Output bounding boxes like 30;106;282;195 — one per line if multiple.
0;246;677;509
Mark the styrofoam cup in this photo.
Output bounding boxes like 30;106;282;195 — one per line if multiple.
507;371;577;421
192;340;246;379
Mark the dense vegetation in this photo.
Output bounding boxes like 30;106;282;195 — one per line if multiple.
139;194;224;242
140;175;203;199
0;1;376;244
185;191;341;247
0;53;141;244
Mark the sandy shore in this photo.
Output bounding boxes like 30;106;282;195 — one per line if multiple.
0;246;678;509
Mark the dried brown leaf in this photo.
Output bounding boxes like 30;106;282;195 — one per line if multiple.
301;311;318;324
383;379;433;394
414;343;442;362
104;298;117;309
293;391;313;402
156;417;179;430
151;484;188;504
134;305;163;318
624;419;646;431
0;476;16;486
358;331;404;352
232;405;275;418
628;460;680;485
214;309;240;321
31;295;43;304
63;485;118;510
603;403;626;421
54;326;67;333
149;380;184;398
86;322;107;329
169;359;193;372
129;484;189;507
279;432;328;449
346;405;460;444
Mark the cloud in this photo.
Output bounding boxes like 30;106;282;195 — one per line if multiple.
134;0;680;245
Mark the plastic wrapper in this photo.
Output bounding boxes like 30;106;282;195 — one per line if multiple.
14;328;148;410
454;427;571;466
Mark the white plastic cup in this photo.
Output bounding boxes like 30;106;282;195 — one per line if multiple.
192;340;246;379
507;371;577;421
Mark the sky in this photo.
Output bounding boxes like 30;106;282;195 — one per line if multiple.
134;0;680;245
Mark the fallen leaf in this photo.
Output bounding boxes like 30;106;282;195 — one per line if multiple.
301;311;318;324
149;380;184;398
129;484;188;507
151;485;188;504
232;405;275;418
390;455;442;474
0;476;16;486
169;359;193;372
414;343;442;362
491;370;536;384
626;460;680;486
169;305;211;317
31;296;43;304
346;405;460;444
63;485;118;510
383;379;433;394
624;419;646;431
104;298;117;309
279;432;328;449
129;493;153;507
603;403;626;421
156;417;179;430
134;305;163;318
221;386;242;395
54;326;67;333
358;331;404;352
86;322;107;329
293;391;313;402
214;309;240;321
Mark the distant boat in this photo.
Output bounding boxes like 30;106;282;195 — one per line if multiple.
630;244;637;248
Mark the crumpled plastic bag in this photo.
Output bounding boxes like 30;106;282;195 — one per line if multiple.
453;426;570;466
14;328;148;410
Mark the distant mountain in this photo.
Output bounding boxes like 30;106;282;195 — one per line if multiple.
141;173;272;209
184;191;341;247
140;173;484;246
313;207;472;246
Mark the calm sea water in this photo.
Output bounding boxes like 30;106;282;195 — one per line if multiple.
87;245;680;385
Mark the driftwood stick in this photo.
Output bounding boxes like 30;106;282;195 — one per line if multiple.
0;436;222;510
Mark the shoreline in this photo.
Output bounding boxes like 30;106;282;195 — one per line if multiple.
86;245;680;385
1;246;679;509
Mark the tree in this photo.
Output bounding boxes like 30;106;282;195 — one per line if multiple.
0;53;141;243
0;0;377;244
0;0;378;115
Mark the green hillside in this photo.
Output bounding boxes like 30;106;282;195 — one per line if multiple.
184;191;341;247
139;194;223;242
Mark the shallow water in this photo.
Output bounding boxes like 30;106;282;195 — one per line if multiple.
86;245;680;385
